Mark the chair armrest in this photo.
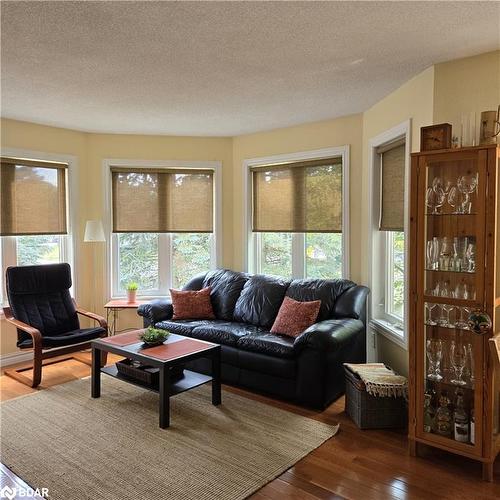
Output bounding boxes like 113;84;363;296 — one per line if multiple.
3;307;43;347
294;318;364;353
137;299;173;325
73;301;107;330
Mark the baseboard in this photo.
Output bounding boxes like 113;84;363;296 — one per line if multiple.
0;351;33;368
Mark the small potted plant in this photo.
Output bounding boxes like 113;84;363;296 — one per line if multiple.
139;326;170;347
126;281;138;303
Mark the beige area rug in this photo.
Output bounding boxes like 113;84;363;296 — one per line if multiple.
1;377;338;500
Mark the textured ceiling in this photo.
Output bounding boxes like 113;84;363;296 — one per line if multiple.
1;1;499;136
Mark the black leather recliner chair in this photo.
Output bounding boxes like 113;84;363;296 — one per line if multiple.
138;269;369;409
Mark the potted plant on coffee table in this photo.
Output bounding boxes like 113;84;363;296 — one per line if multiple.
139;327;171;347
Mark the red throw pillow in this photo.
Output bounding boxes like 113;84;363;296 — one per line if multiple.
271;296;321;338
170;287;216;320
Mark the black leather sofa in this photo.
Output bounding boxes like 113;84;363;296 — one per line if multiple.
138;269;369;409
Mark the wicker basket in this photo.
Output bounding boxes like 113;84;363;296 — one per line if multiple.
344;365;407;429
116;359;185;388
116;358;160;386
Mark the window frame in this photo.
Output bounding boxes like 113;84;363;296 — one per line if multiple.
244;146;350;279
0;148;78;306
368;121;411;353
103;159;222;299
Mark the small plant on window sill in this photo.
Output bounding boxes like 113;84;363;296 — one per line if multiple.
126;281;138;303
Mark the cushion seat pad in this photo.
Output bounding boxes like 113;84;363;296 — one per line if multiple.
17;326;105;349
236;332;295;359
155;320;267;347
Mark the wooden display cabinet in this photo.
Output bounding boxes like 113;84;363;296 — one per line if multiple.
409;144;500;481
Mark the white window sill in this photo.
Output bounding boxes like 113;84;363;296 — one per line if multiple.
370;318;408;350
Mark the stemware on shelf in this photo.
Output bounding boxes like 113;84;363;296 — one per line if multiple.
455;307;471;330
465;243;476;272
466;343;475;386
450;341;467;386
426;339;443;381
425;303;437;326
442;304;455;328
426;186;446;214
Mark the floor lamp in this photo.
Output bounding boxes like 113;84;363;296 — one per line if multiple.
84;220;106;313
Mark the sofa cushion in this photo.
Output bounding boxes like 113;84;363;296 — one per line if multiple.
271;296;321;338
154;319;214;336
233;274;290;328
286;278;356;321
202;269;249;321
155;319;266;347
192;321;265;346
17;327;105;349
236;332;295;359
170;287;216;320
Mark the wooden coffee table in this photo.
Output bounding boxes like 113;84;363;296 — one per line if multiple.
91;330;221;429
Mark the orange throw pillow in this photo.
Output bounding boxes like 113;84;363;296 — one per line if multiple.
271;296;321;338
170;287;216;320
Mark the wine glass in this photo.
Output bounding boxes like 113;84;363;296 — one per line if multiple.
450;341;467;386
433;177;453;196
437;305;448;327
466;343;475;386
465;243;476;272
426;187;445;214
458;173;478;213
439;280;450;298
448;186;469;214
427;339;443;381
455;307;471;330
458;173;478;194
426;241;434;270
432;237;440;270
425;303;437;325
442;304;455;328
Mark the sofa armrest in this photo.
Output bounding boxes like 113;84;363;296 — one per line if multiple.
333;285;370;324
294;318;364;352
137;299;173;325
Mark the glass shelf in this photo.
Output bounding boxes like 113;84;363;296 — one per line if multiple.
425;322;471;332
425;212;477;217
425;268;475;274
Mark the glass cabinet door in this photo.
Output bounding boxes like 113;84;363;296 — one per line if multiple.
416;152;485;455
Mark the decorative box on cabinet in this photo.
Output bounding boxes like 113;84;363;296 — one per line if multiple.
408;144;500;481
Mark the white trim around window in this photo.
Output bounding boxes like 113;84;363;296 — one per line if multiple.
102;159;223;300
242;145;350;279
0;147;79;304
367;120;411;353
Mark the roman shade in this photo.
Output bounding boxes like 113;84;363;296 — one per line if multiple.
0;157;67;236
251;158;342;233
378;141;405;231
111;167;214;233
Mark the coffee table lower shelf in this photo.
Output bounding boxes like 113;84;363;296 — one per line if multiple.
101;365;212;396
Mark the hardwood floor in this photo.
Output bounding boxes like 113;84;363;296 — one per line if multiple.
1;354;498;499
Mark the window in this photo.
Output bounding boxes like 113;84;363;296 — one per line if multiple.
0;155;71;303
248;149;348;279
369;125;409;347
109;163;218;297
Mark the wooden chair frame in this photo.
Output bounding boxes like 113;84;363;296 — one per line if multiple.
3;299;108;388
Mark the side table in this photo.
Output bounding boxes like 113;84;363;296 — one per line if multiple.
104;299;147;336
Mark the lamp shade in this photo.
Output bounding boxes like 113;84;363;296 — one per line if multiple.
84;220;105;242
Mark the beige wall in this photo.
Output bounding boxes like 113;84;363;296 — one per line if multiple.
0;120;233;355
232;113;364;282
433;50;500;130
1;51;498;363
361;66;435;375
